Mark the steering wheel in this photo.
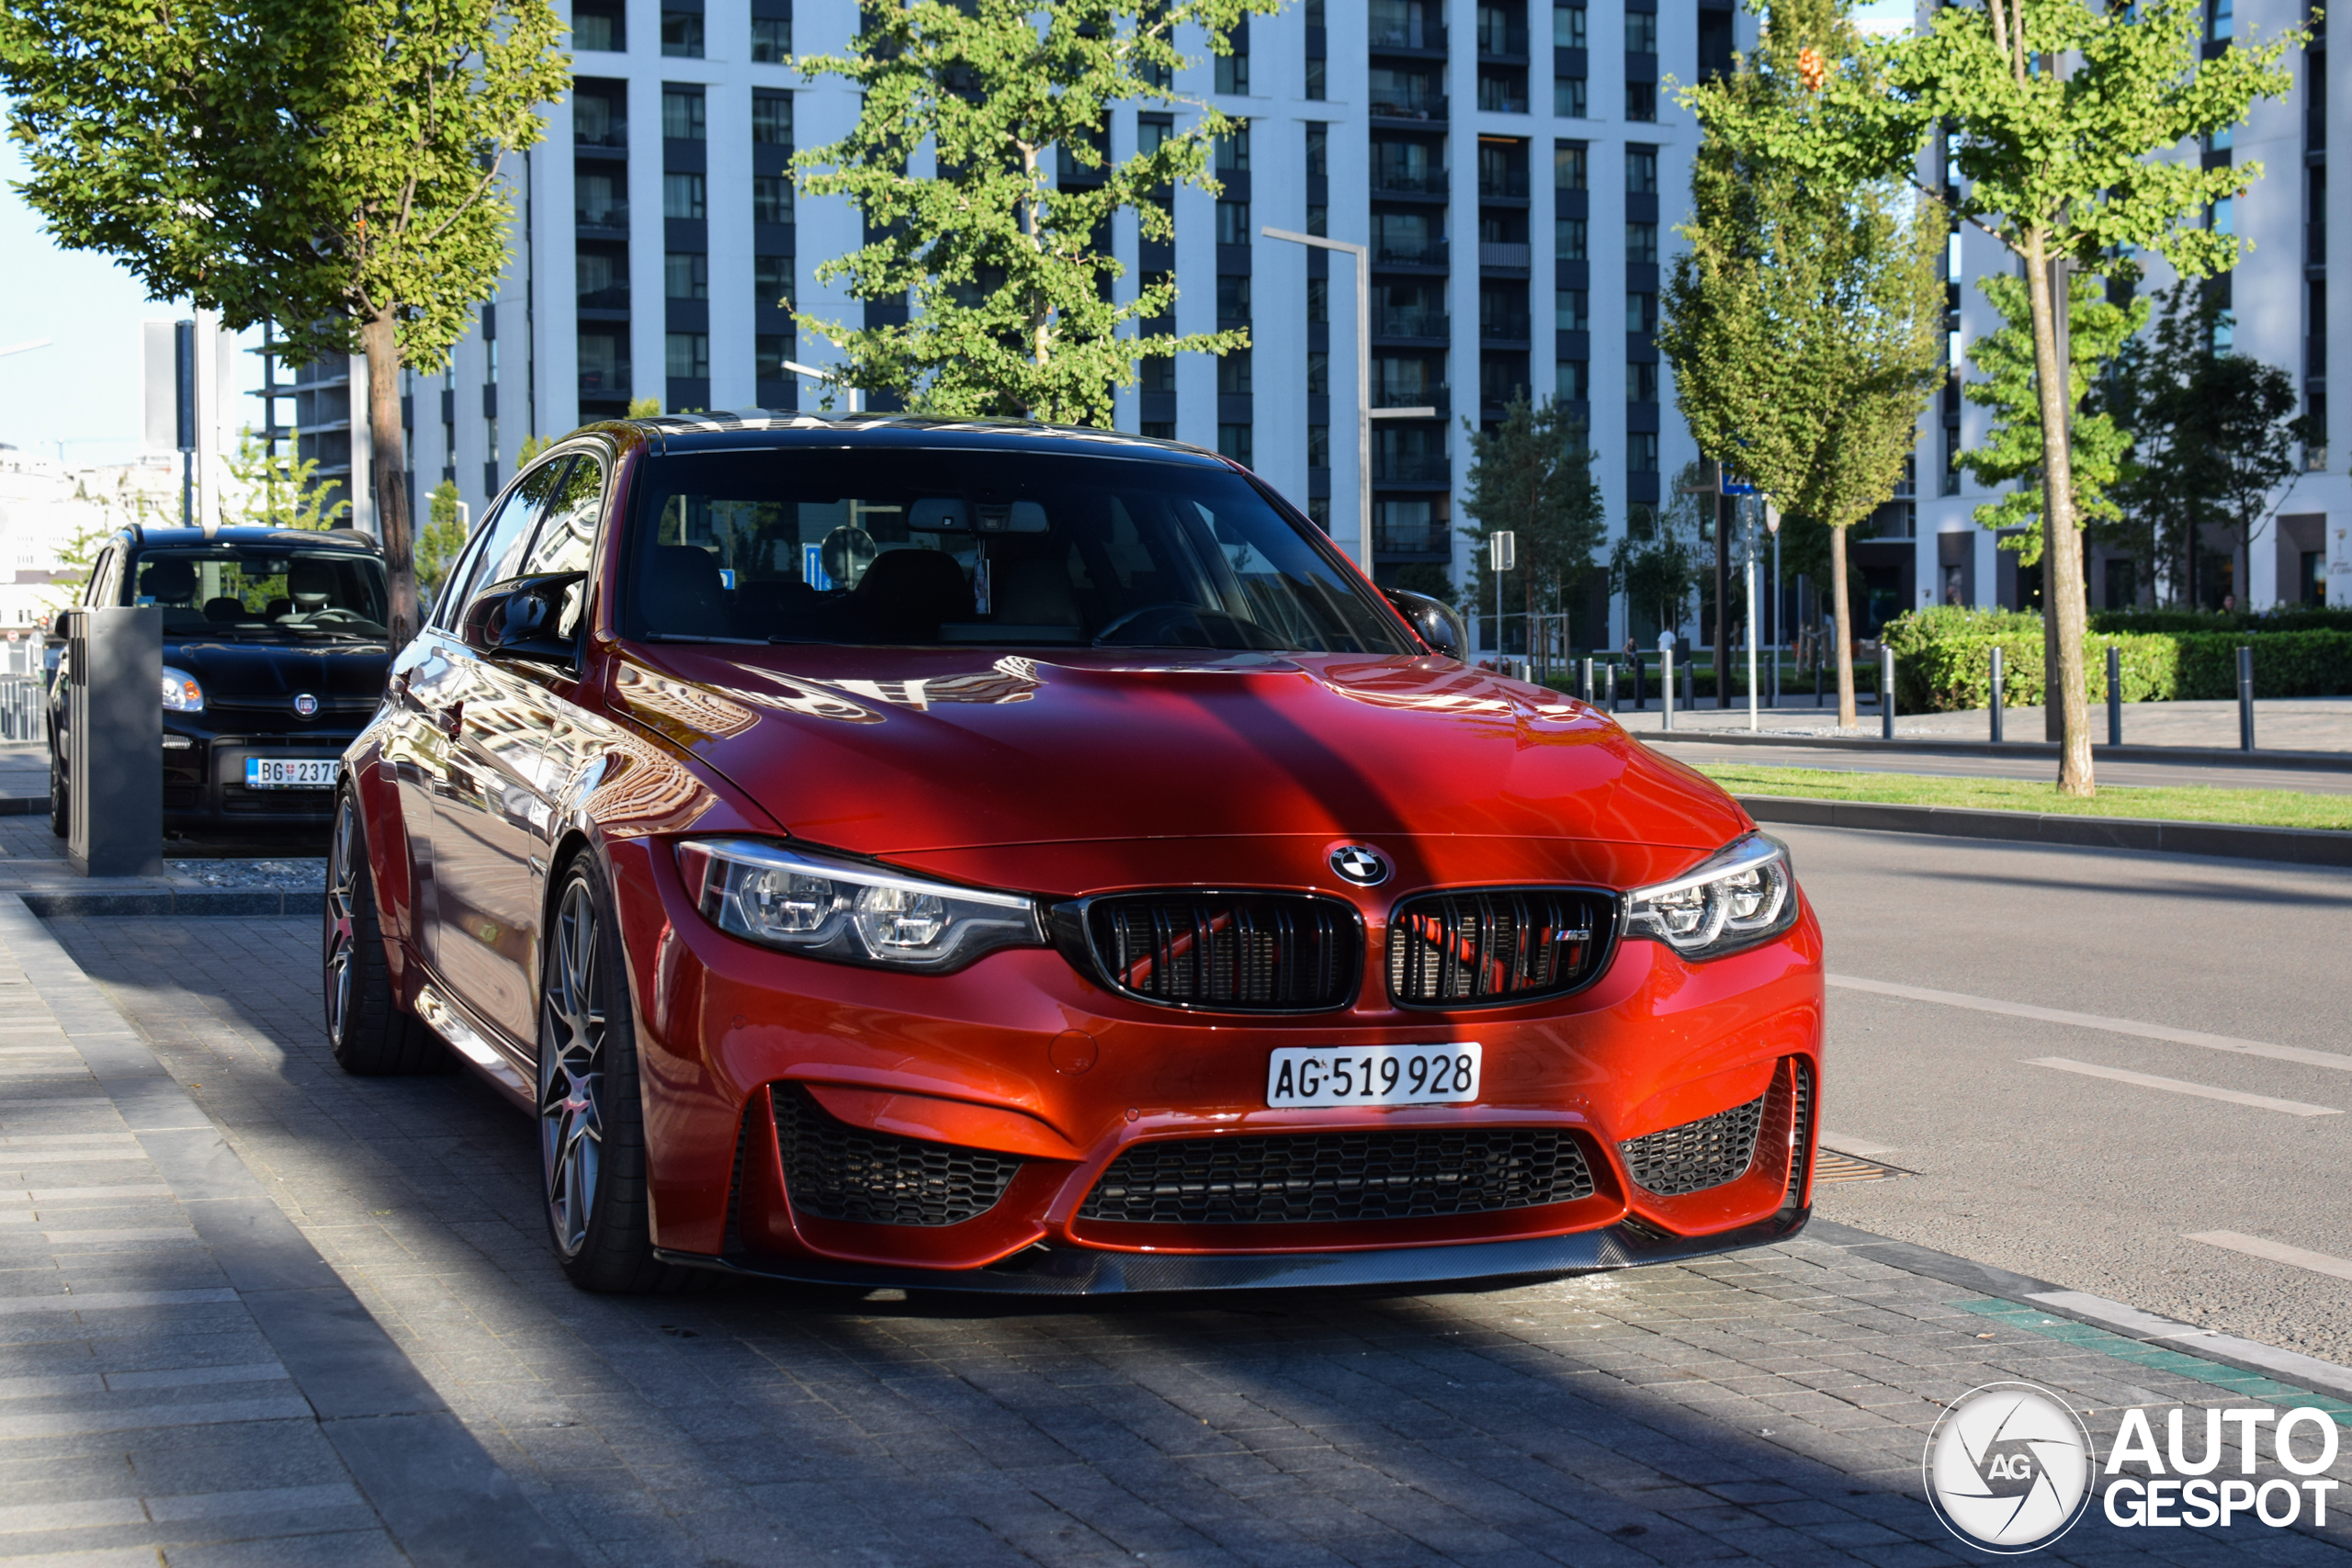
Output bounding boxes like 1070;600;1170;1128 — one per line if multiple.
1093;602;1206;644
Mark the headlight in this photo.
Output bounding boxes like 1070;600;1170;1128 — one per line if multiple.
161;667;204;713
675;838;1044;972
1623;833;1798;960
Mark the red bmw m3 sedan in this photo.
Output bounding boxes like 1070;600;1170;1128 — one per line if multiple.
327;415;1822;1294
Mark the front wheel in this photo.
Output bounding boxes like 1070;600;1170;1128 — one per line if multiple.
538;854;680;1292
323;789;446;1075
47;743;65;839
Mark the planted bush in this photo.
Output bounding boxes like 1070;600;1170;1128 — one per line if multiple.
1880;608;2352;711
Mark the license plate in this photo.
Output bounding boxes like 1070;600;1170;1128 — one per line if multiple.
1266;1043;1481;1108
243;758;338;789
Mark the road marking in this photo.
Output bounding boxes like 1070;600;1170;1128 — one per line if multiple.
2186;1231;2352;1283
2024;1057;2342;1117
1831;974;2352;1073
1816;1129;1896;1156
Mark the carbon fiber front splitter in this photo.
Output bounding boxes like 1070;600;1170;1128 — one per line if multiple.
654;1209;1810;1296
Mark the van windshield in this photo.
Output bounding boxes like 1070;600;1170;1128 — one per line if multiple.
621;448;1413;655
128;549;390;640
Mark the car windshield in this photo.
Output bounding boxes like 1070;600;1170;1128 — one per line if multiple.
128;548;390;640
622;447;1414;654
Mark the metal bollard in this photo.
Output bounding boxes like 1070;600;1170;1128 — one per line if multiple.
1605;661;1618;712
1661;648;1675;731
1578;657;1593;705
1881;645;1896;740
1814;658;1824;708
2238;645;2256;752
1634;655;1647;711
1683;661;1695;710
2106;643;2122;748
1989;645;2004;744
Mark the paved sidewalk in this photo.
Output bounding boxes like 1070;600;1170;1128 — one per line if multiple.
1611;695;2352;752
6;912;2348;1564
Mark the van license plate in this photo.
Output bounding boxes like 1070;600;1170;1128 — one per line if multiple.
244;758;338;789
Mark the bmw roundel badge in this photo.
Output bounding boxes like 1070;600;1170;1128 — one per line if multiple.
1329;845;1390;886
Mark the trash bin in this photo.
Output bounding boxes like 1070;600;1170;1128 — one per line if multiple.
61;606;163;878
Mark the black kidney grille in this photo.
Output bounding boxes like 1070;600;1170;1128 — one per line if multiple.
772;1084;1022;1226
1079;1127;1595;1224
1087;895;1356;1010
1387;889;1611;1006
1617;1093;1766;1197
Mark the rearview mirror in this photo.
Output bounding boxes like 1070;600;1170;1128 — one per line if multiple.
461;572;585;663
1385;589;1466;660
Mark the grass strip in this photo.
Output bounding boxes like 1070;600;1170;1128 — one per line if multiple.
1691;763;2352;833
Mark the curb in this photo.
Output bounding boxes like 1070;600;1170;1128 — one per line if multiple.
17;886;322;919
1644;728;2352;773
0;795;40;816
1737;794;2352;866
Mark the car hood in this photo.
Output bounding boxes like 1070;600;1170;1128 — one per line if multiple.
612;646;1751;875
167;637;391;700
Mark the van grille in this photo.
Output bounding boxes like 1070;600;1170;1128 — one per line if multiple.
1079;1127;1594;1224
773;1085;1021;1227
1085;894;1358;1011
1386;888;1613;1007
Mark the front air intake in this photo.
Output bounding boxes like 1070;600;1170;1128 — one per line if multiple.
1079;1127;1596;1224
1617;1093;1767;1197
1081;894;1360;1012
773;1085;1021;1226
1386;888;1615;1008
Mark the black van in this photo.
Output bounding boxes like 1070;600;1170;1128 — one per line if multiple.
47;525;393;836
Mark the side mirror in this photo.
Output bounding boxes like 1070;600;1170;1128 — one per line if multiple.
1385;588;1467;660
460;572;585;663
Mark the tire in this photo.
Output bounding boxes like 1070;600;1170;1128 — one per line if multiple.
538;853;683;1292
323;788;447;1075
48;744;65;840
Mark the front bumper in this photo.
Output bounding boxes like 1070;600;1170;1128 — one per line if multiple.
164;726;360;826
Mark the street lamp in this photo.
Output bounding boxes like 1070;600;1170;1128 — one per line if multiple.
777;357;863;415
1261;227;1432;578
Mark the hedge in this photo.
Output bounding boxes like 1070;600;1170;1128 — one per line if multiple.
1881;610;2352;712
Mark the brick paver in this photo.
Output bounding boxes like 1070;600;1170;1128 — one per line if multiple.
23;912;2352;1566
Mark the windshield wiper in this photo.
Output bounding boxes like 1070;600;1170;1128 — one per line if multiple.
639;631;769;646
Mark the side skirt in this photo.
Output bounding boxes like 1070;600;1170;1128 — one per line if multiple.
413;976;536;1111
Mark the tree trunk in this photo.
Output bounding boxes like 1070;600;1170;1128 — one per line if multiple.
1831;523;1856;728
361;310;418;648
2023;231;2095;795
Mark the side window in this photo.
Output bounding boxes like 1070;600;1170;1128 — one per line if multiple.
520;454;606;638
439;458;571;629
84;549;117;606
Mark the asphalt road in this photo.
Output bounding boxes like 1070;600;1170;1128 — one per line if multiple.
1791;823;2352;1363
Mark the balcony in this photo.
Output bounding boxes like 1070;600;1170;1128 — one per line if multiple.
574;120;628;151
575;200;629;231
1373;522;1451;554
1374;384;1450;416
1476;22;1530;58
1475;75;1530;114
1478;241;1532;269
1370;94;1449;122
2312;333;2329;377
1369;21;1446;52
1479;310;1532;342
578;364;632;395
1477;168;1531;199
1371;166;1449;197
1373;238;1450;269
1373;453;1451;482
2309;218;2326;267
1375;309;1449;339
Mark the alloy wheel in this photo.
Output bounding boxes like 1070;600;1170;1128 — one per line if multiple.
323;795;359;1048
539;877;606;1258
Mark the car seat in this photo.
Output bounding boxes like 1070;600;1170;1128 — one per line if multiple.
205;597;246;622
990;554;1082;627
287;559;335;614
639;545;728;631
139;558;197;604
853;548;974;640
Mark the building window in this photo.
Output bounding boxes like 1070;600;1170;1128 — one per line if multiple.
755;254;794;310
1628;361;1657;401
1307;203;1328;236
1139;356;1176;392
1143;422;1176;440
1306;57;1327;98
665;252;708;299
1626;11;1658;52
667;333;709;378
1626;144;1658;194
1558;360;1589;399
1307;351;1329;395
752;91;792;145
576;248;626;306
1554;3;1587;47
1478;69;1530;114
662;172;706;220
751;14;790;62
1630;432;1659;472
754;175;792;225
1555;141;1588;190
661;6;703;58
756;334;788;382
1215;24;1250;95
1217;349;1253;395
574;0;624;51
1308;423;1330;468
1555;75;1588;117
1307;277;1329;322
1556;218;1588;260
1627;221;1658;265
2209;0;2233;40
1217;275;1251;322
1217;124;1250;171
1218;423;1254;466
1627;291;1657;333
1309;498;1331;532
1556;288;1589;331
1216;200;1251;245
662;85;705;140
1306;123;1328;177
1626;79;1656;118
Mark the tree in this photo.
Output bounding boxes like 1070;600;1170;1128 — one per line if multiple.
1737;0;2304;790
0;0;569;646
1956;272;2143;729
791;0;1276;425
225;429;354;531
1459;396;1606;663
1611;464;1708;643
1663;0;1947;728
418;480;469;604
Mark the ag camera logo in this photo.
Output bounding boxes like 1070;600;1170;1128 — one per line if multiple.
1924;1382;2095;1553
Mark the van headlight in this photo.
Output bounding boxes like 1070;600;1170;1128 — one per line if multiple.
1623;833;1798;960
675;838;1045;973
161;666;204;713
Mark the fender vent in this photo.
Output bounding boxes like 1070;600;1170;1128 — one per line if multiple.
773;1085;1021;1227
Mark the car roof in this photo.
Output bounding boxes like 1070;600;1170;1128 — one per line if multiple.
124;525;384;554
586;411;1238;468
